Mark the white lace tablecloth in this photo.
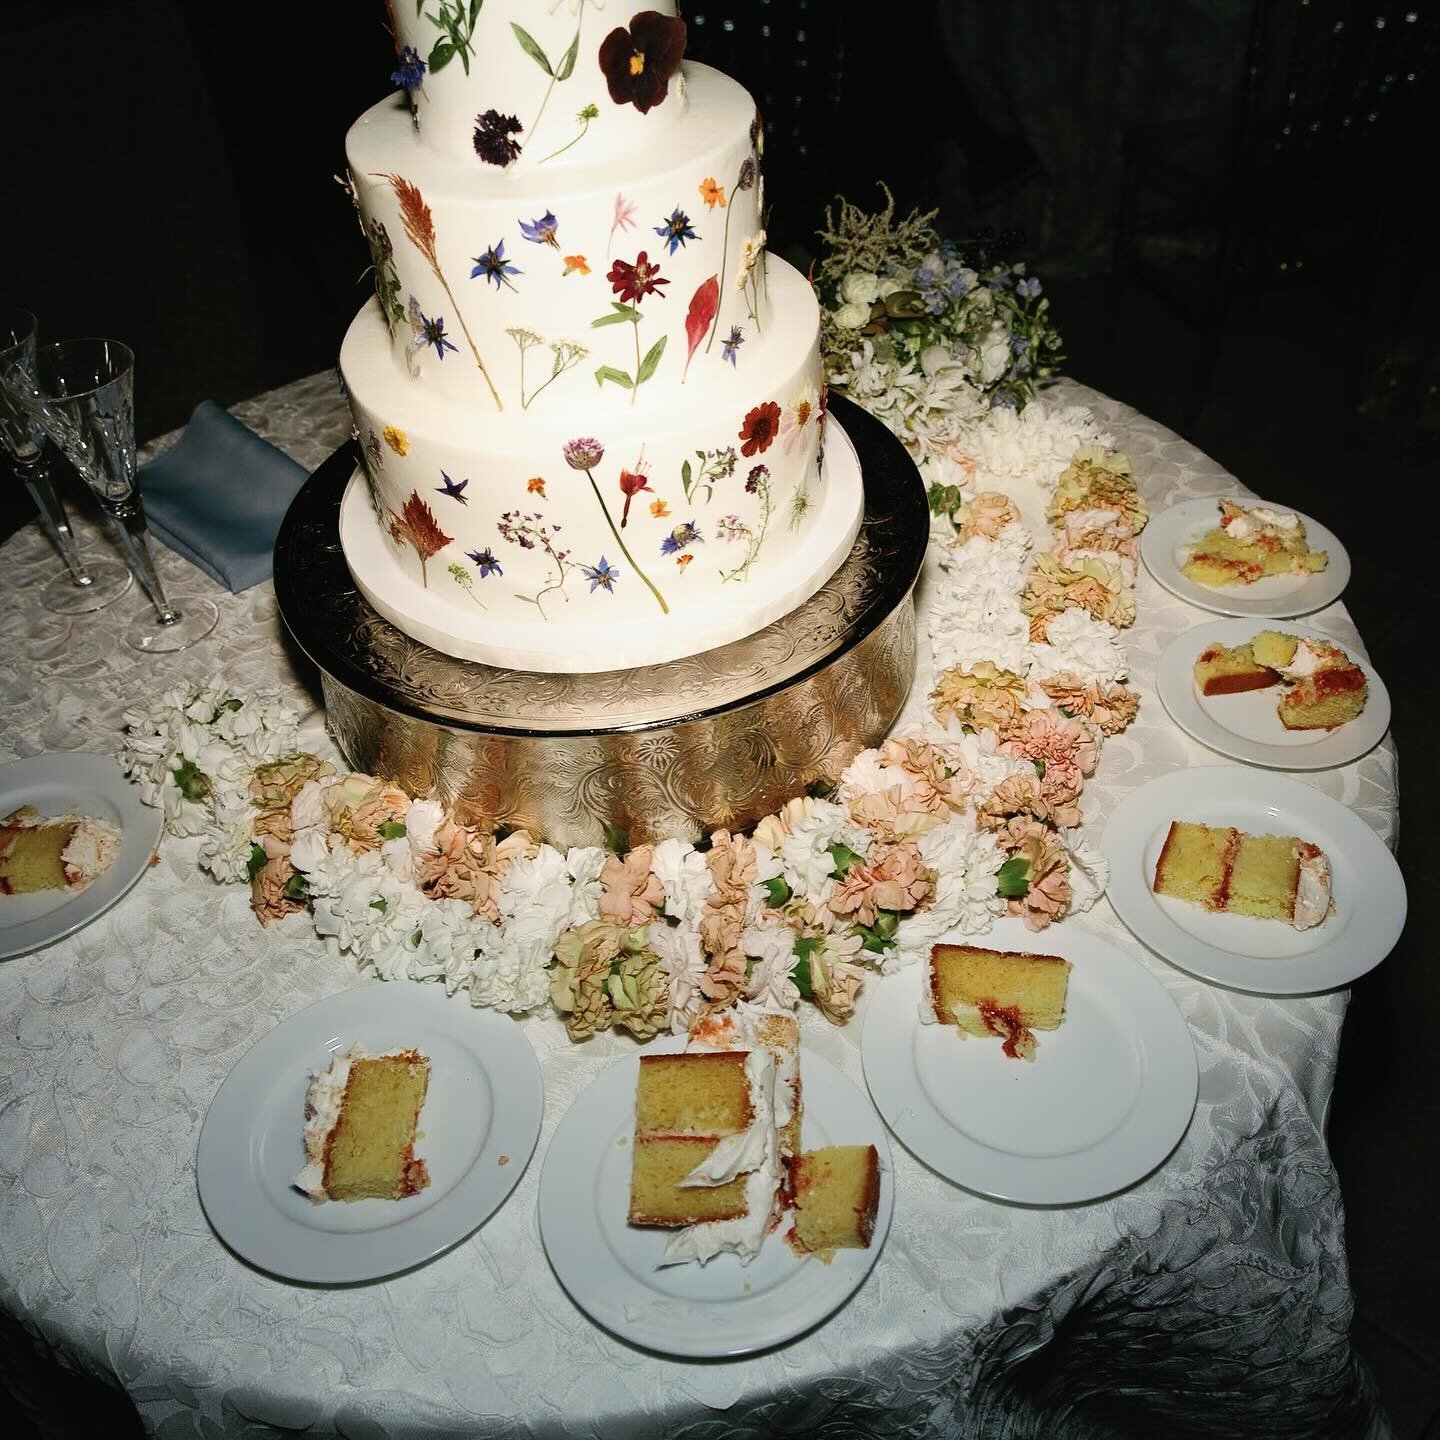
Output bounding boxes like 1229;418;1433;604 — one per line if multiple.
0;375;1395;1439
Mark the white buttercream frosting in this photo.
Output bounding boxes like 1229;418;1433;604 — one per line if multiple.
1278;640;1327;679
60;817;122;890
1223;504;1301;542
1292;848;1331;931
294;1049;354;1201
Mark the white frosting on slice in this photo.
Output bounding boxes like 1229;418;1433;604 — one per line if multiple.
676;1048;774;1187
1278;640;1327;679
59;817;122;890
1292;848;1332;931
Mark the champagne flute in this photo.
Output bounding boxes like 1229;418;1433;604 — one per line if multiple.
11;338;219;652
0;308;132;612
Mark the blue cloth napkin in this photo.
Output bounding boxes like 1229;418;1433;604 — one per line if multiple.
141;400;308;592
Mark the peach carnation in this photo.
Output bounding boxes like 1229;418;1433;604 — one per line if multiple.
809;931;867;1025
1046;447;1146;534
1039;674;1140;735
877;737;974;816
1000;708;1098;828
250;833;305;927
827;843;932;927
416;823;533;921
598;845;667;926
1021;553;1135;632
956;491;1020;542
1006;830;1071;932
931;661;1030;735
976;771;1046;829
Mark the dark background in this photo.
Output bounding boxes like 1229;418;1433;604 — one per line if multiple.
4;1;1438;1435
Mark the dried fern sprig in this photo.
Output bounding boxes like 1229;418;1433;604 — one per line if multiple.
815;182;940;288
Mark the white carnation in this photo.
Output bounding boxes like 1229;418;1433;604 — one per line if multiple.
1028;607;1128;687
651;837;713;926
742;922;801;1010
196;790;256;885
1062;831;1110;914
565;845;607;927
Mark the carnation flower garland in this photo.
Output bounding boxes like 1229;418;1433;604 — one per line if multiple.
116;400;1147;1042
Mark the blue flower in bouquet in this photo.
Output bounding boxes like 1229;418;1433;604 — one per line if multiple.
472;240;521;290
467;547;502;577
1016;275;1042;300
582;556;619;593
947;266;972;298
390;46;427;93
989;266;1012;290
653;207;698;255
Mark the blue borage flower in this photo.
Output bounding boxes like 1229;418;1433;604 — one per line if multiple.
653;206;698;255
418;309;458;359
582;556;619;592
436;472;469;504
391;46;427;92
467;547;502;576
471;240;521;290
660;521;702;554
519;211;560;248
721;325;744;366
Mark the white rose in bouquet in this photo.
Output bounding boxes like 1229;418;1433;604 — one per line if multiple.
875;276;907;299
833;300;872;329
920;343;965;379
976;323;1012;386
840;271;881;305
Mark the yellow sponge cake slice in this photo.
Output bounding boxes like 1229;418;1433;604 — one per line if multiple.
928;944;1072;1061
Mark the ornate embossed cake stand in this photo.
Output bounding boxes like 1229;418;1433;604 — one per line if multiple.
274;394;928;849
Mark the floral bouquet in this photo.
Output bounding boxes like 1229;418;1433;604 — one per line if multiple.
814;185;1063;492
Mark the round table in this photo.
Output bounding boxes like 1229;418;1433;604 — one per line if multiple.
0;375;1394;1438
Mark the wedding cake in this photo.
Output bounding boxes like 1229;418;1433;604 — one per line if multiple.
338;1;865;673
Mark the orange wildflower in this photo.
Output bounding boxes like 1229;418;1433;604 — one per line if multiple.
699;177;726;208
563;254;591;276
649;497;670;518
527;476;546;496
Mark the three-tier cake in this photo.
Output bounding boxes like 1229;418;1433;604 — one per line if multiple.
338;1;865;673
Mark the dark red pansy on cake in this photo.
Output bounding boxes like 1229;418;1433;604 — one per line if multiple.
599;10;687;114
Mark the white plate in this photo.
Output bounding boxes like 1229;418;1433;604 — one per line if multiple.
197;983;543;1283
861;917;1197;1205
538;1044;893;1358
1141;498;1350;617
0;753;163;961
1102;767;1406;995
1157;618;1391;770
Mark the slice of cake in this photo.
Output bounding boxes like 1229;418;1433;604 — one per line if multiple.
1249;632;1368;730
0;807;121;895
790;1145;881;1260
294;1047;432;1203
1181;501;1328;587
1193;642;1280;696
1152;820;1332;930
926;944;1072;1061
628;1050;755;1228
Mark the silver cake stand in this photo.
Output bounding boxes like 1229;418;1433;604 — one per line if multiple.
274;394;929;849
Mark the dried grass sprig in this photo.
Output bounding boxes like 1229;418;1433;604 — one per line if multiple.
375;171;504;410
815;182;940;288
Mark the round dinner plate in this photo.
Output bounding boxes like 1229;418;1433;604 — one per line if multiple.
1156;618;1391;770
862;917;1197;1205
1141;497;1350;617
198;983;543;1284
538;1044;894;1359
1102;767;1406;995
0;752;163;961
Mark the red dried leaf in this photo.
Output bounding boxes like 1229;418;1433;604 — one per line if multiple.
682;274;719;382
399;490;452;560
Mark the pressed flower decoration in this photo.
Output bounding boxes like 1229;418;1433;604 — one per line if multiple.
705;113;762;353
618;455;652;526
721;326;745;366
435;471;470;505
416;308;458;361
542;103;601;163
413;0;482;74
498;510;573;617
447;561;485;608
654;206;698;255
388;490;452;587
739;401;782;457
564;438;668;612
699;177;726;209
378;173;501;407
681;275;719;382
582;556;620;593
528;476;546;496
650;497;670;518
592;251;670;402
598;11;687;113
382;426;408;456
511;6;589;155
390;45;427;94
719;465;773;582
506;326;588;408
661;521;703;556
472;239;522;290
680;445;737;505
563;254;591;276
360;215;405;337
519;211;560;249
608;193;637;258
473;110;524;167
467;546;503;577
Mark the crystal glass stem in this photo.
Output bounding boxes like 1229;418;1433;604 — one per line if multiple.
17;453;93;588
101;496;180;625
